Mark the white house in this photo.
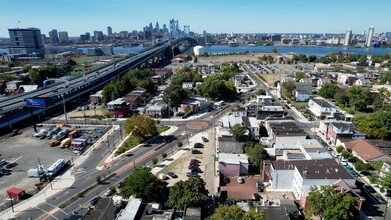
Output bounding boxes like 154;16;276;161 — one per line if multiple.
355;78;372;87
308;98;338;118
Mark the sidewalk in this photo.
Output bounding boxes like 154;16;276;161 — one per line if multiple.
97;126;179;170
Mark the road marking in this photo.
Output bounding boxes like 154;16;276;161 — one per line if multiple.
35;206;59;220
44;202;68;215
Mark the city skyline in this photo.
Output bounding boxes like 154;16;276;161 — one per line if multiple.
1;0;391;38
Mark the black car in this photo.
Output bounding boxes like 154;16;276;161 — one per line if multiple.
0;160;8;167
117;182;124;188
167;172;178;178
186;172;199;177
0;169;11;175
190;167;203;173
190;159;201;163
90;196;101;206
191;149;202;154
188;165;199;170
201;136;209;142
194;143;204;148
5;163;17;169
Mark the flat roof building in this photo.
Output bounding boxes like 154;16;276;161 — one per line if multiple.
8;28;45;56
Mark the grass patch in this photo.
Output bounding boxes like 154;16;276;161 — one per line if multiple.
115;135;142;156
157;125;170;133
258;73;285;86
74;57;100;63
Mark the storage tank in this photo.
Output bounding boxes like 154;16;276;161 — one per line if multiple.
193;45;205;56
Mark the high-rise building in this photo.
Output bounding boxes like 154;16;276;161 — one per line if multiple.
93;31;104;42
49;29;59;45
8;28;45;56
107;26;113;37
58;31;69;44
149;22;153;30
155;22;159;31
80;32;90;42
366;26;374;47
343;28;352;47
162;24;168;33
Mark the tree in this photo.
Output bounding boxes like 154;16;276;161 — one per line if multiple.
336;93;350;107
243;209;265;220
152;157;158;165
210;205;245;220
373;99;384;111
124;115;157;140
168;177;208;209
336;146;344;154
162;84;189;107
305;185;358;220
346;85;372;111
121;167;166;203
318;84;339;99
294;72;306;82
244;143;269;170
354;161;372;173
380;71;391;84
162;152;167;159
282;81;296;99
379;170;391;195
353;111;391;140
341;150;351;159
198;75;236;99
177;141;183;148
230;124;247;142
96;175;102;184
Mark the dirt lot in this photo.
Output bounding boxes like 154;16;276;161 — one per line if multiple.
259;73;285;86
198;53;274;65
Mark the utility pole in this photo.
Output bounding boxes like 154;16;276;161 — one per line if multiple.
62;94;68;125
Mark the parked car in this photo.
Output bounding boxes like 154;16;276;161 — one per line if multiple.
191;149;202;154
194;143;204;148
167;172;178;178
188;165;199;170
186;172;199;177
0;160;8;167
0;169;11;175
189;161;199;166
190;167;203;173
190;159;201;163
236;176;244;184
363;185;376;193
253;193;262;201
104;189;114;197
90;196;101;206
117;182;124;188
201;136;209;142
4;162;17;169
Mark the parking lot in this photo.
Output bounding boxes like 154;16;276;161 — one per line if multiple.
0;124;109;204
155;130;217;194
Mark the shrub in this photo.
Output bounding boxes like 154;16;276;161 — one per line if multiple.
162;152;167;159
152;157;158;165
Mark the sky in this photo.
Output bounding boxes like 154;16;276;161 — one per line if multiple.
1;0;391;38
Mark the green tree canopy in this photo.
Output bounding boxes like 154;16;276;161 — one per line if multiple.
121;167;166;203
305;185;358;220
124;115;157;140
162;84;190;107
346;85;372;111
210;205;245;220
229;124;248;142
379;169;391;196
352;111;391;140
380;71;391;84
318;84;339;99
198;75;236;99
244;142;269;170
294;72;306;82
168;177;208;209
282;81;296;98
243;209;265;220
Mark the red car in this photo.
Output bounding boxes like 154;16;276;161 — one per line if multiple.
189;161;199;166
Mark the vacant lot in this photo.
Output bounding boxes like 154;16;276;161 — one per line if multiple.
258;73;285;86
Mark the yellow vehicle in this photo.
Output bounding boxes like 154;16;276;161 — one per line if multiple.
60;138;72;148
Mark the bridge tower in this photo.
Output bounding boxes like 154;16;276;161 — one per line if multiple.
184;25;190;37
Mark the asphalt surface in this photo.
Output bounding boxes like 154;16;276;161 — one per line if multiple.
14;105;236;220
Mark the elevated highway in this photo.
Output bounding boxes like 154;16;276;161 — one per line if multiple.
0;38;196;130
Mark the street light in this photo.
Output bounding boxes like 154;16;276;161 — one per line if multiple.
61;94;68;125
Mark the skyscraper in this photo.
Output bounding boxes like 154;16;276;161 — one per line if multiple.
8;28;45;56
155;22;159;30
107;26;113;37
366;26;374;47
343;28;352;47
49;29;59;45
58;31;69;44
93;31;104;42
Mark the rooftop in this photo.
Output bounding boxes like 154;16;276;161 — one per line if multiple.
345;139;387;161
310;98;334;108
219;153;249;164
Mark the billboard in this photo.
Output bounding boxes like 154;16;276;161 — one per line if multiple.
25;98;47;108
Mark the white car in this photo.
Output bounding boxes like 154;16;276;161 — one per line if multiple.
236;176;244;184
104;189;114;197
332;152;339;158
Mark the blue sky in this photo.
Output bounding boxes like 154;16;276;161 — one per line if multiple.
1;0;390;37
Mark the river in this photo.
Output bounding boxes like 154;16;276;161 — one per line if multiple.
1;45;391;57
